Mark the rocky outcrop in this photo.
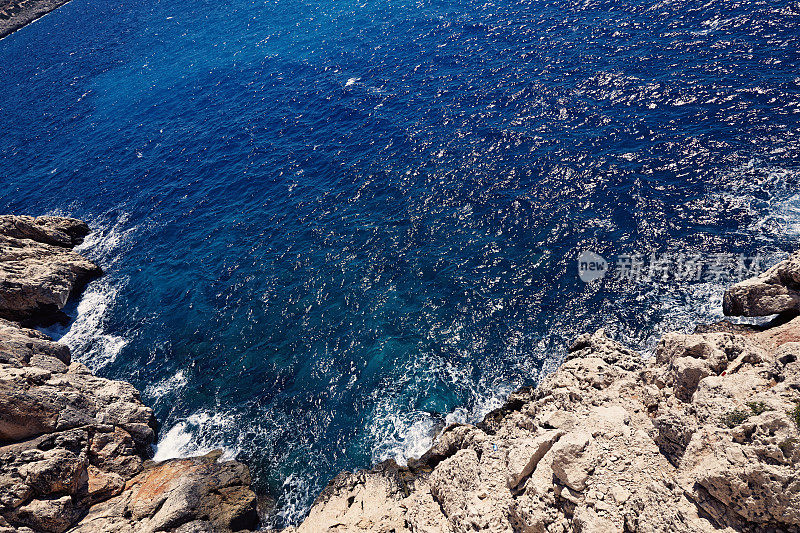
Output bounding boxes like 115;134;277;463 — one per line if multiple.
0;215;102;325
0;216;259;533
723;250;800;316
0;0;74;40
0;216;91;248
6;212;800;532
71;452;258;533
0;322;155;445
291;261;800;531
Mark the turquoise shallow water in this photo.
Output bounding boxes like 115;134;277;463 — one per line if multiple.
1;0;799;524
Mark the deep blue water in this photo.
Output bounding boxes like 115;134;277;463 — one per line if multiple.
1;0;799;524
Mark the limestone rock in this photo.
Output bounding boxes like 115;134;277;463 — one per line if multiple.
0;326;156;445
0;216;90;249
0;318;70;367
12;496;79;533
298;462;410;533
549;430;594;492
505;431;561;489
72;453;259;533
724;250;800;316
0;216;101;323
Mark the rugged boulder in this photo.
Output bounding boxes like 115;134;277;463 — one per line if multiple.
0;215;101;324
0;216;91;249
71;452;258;533
0;336;156;446
0;319;155;532
724;250;800;316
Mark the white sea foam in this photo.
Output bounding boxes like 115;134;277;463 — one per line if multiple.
145;370;188;400
37;213;136;370
56;214;137;370
775;193;800;237
370;378;518;467
74;213;137;264
59;282;128;370
274;472;316;526
373;414;437;465
153;411;238;462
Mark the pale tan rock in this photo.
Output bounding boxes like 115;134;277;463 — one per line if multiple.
724;250;800;316
12;495;77;533
505;431;562;489
0;216;90;249
89;427;143;478
549;430;595;492
0;318;70;367
0;217;102;323
405;489;452;533
296;463;409;533
0;338;156;444
292;317;800;533
85;465;125;505
0;217;260;533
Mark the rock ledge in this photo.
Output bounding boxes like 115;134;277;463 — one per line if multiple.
289;256;800;533
0;215;259;533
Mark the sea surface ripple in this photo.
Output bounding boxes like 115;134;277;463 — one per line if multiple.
1;0;799;524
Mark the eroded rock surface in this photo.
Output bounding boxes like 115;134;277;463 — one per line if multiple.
0;216;91;249
0;215;101;324
290;321;800;531
0;315;159;532
724;250;800;316
0;0;74;39
0;216;259;533
71;452;258;533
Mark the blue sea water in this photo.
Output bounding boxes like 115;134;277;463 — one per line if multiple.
1;0;799;524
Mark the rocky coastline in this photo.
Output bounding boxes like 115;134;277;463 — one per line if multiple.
2;214;800;532
0;0;72;39
289;253;800;531
0;215;259;533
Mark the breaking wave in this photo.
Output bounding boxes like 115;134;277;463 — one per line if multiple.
49;213;137;370
3;0;799;525
152;411;239;462
59;282;128;370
